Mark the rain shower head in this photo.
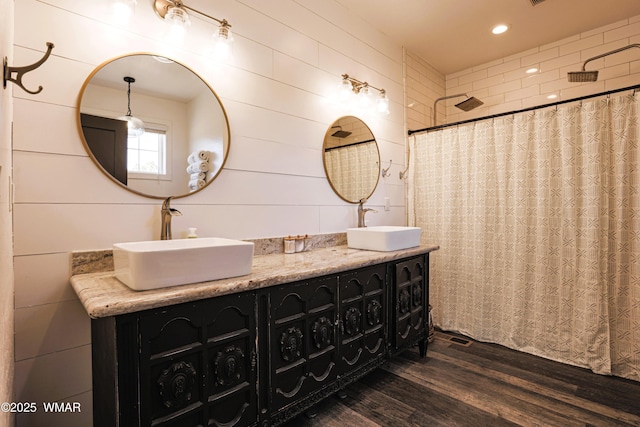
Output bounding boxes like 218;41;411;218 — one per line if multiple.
567;44;640;83
433;93;484;125
331;126;352;138
567;70;599;82
455;96;484;111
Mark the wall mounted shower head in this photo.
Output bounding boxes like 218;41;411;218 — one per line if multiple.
331;126;352;138
433;93;484;125
567;44;640;83
567;70;599;82
455;96;484;112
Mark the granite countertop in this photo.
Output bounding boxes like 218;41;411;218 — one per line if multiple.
71;244;439;319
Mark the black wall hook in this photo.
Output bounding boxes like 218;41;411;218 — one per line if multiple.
3;42;55;95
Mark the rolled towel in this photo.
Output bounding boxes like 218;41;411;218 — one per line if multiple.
188;150;210;164
186;161;209;174
188;179;206;191
190;172;206;181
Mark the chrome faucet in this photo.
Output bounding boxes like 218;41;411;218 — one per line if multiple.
357;198;377;227
161;197;182;240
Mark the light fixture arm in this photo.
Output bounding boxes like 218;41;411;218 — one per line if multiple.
342;74;385;95
580;43;640;71
154;0;231;28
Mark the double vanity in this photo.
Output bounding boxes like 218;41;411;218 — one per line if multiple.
72;51;437;427
72;232;438;427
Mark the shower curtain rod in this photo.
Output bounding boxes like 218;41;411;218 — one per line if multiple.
408;83;640;136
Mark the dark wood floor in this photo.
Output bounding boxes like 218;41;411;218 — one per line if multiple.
282;331;640;427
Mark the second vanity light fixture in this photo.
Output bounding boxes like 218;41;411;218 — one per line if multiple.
340;74;390;115
153;0;234;59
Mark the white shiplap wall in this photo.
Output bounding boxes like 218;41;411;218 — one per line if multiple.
11;1;406;426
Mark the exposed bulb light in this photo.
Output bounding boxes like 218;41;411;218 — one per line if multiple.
117;76;145;137
112;0;137;21
377;90;390;115
492;24;509;35
339;78;352;101
213;22;234;60
165;5;190;39
358;85;373;108
154;1;233;60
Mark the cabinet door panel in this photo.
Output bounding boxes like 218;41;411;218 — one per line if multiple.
338;265;387;376
393;255;428;352
138;294;257;427
269;277;339;412
205;294;257;427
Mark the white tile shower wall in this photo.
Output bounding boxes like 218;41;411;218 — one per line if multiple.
444;15;640;124
0;0;14;426
11;0;406;425
404;51;446;131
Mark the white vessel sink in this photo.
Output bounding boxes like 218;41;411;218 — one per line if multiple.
347;226;422;252
113;237;254;291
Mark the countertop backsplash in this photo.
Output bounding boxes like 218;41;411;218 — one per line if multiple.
71;232;347;276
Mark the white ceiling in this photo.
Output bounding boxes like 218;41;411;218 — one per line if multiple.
334;0;640;75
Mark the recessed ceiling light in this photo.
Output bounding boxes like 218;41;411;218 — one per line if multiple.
526;67;539;74
492;24;509;35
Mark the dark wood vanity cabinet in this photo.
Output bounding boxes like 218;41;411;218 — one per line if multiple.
92;253;429;427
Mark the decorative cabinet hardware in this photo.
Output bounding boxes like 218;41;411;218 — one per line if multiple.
214;345;245;387
157;360;197;409
280;327;304;362
91;253;430;427
367;300;382;326
312;317;333;349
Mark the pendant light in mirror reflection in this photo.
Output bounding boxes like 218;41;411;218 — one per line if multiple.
153;0;233;60
117;76;145;137
338;74;390;115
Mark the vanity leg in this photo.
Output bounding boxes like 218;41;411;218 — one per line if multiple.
418;339;427;358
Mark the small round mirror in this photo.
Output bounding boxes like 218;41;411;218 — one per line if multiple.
77;54;230;199
322;116;380;203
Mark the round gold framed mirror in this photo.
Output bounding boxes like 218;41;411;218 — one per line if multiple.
322;116;380;203
77;53;230;199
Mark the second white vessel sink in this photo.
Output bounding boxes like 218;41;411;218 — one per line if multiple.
113;237;254;291
347;226;422;252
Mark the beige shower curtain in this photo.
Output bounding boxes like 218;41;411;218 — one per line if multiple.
408;92;639;380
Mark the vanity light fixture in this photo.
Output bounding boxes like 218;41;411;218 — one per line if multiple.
153;0;233;59
340;74;390;115
117;76;145;137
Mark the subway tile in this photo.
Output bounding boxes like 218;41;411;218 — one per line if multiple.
521;47;559;68
558;34;603;56
487;59;522;77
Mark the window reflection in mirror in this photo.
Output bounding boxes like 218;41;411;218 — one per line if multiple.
77;54;230;199
323;116;380;203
